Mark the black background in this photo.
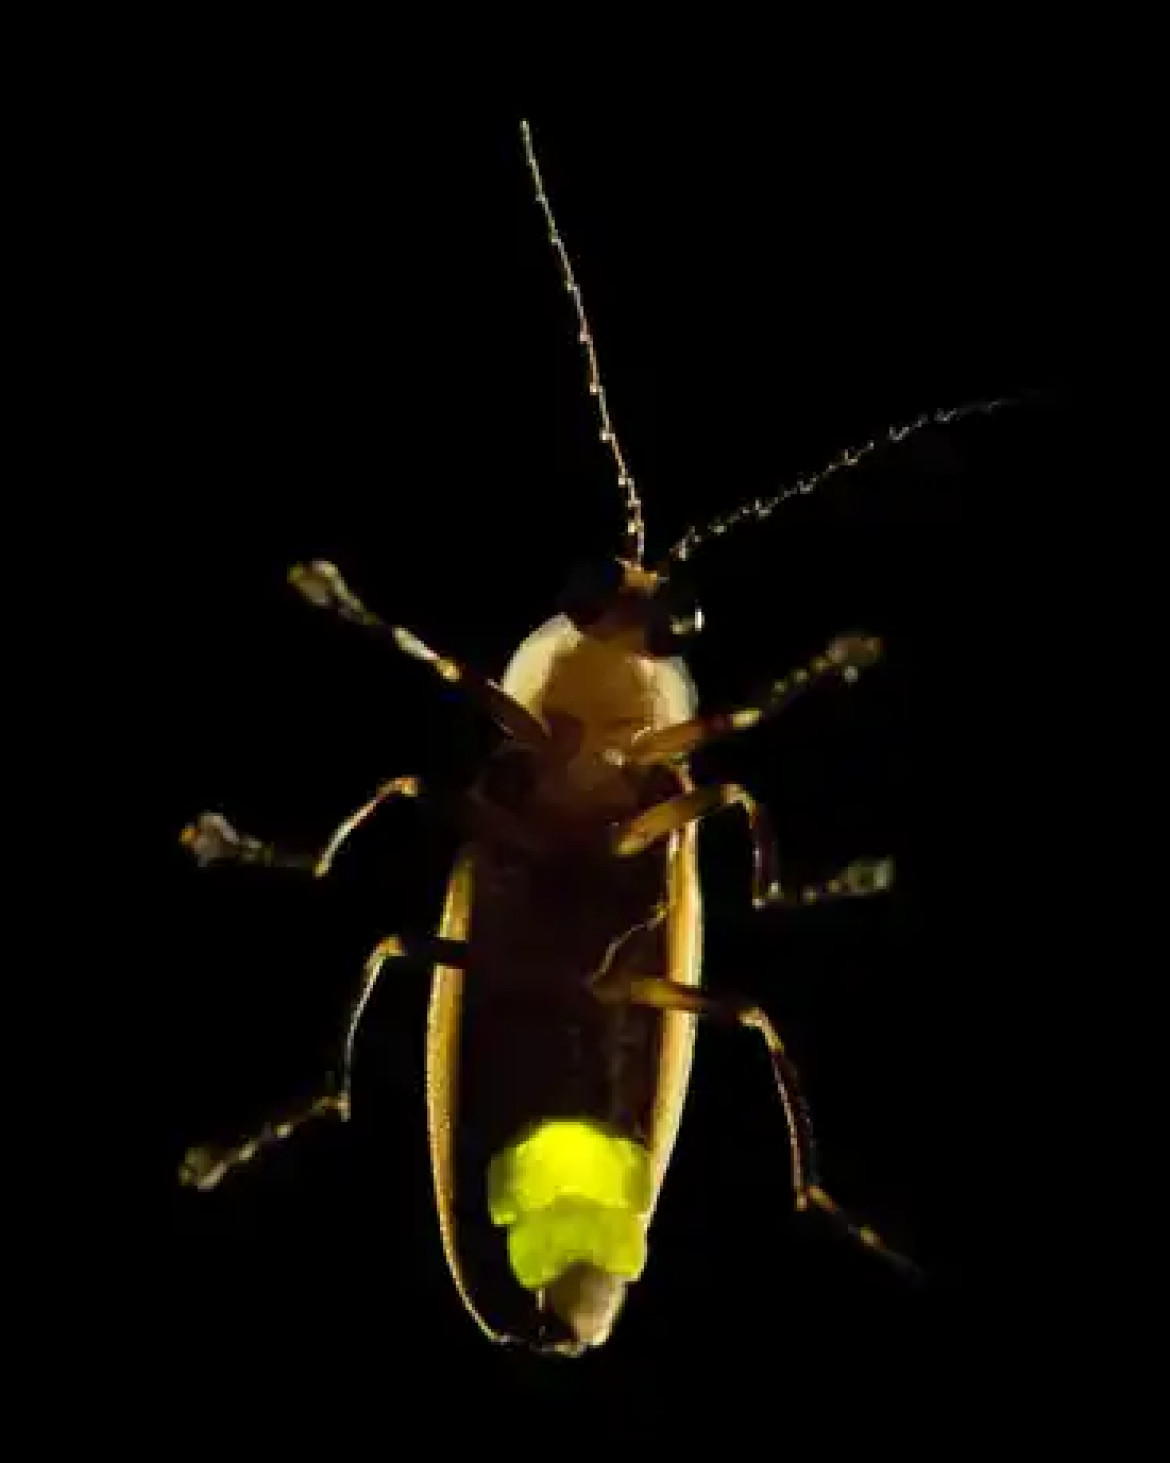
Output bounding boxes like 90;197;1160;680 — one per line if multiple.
109;94;1077;1425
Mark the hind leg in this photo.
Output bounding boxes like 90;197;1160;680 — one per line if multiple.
589;968;920;1280
179;933;470;1192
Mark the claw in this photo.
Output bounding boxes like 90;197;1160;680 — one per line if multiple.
841;856;895;896
826;633;883;682
178;1144;232;1192
288;561;376;626
180;813;249;867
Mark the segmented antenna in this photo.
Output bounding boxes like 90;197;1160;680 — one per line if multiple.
520;119;646;566
665;396;1021;565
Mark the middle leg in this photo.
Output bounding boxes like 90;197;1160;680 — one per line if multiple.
180;774;423;877
612;782;893;910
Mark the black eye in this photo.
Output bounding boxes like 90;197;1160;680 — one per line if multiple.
645;579;703;658
556;559;624;630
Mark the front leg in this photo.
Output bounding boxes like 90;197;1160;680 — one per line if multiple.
625;633;882;767
288;560;550;749
612;782;893;910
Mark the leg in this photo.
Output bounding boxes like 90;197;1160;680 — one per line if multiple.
180;775;422;876
590;969;921;1280
612;782;893;910
288;560;550;749
178;933;469;1192
626;632;882;766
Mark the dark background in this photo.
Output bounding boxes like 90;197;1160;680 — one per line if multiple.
118;100;1075;1421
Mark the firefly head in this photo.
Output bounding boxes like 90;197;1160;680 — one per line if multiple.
556;558;703;658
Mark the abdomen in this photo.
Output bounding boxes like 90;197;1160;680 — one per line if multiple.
424;768;702;1340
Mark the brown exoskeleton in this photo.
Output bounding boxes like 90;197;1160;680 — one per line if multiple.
178;120;1018;1355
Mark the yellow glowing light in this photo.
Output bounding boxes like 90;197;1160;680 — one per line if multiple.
487;1119;652;1291
507;1197;645;1290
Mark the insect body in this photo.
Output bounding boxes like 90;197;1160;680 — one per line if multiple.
422;601;700;1348
179;121;1016;1354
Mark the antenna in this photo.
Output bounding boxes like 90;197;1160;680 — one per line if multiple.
664;396;1023;566
520;120;646;566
